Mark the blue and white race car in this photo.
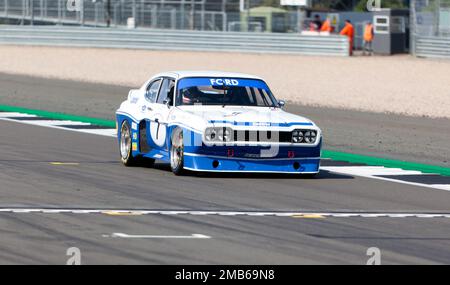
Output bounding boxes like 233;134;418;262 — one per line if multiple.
116;71;322;175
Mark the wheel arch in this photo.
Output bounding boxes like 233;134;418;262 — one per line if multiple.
116;113;140;157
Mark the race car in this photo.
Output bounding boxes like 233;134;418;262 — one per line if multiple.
116;71;322;175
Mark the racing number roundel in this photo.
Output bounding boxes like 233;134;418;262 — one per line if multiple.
149;117;167;147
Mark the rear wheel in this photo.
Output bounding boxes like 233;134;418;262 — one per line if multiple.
170;128;185;175
120;120;138;166
119;120;155;167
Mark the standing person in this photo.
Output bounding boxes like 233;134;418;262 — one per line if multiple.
340;20;355;56
320;18;333;33
313;14;322;31
309;14;322;31
105;0;111;27
363;22;374;55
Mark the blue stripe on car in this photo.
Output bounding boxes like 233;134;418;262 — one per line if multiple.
208;120;313;127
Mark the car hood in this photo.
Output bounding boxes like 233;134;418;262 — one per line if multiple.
177;106;314;127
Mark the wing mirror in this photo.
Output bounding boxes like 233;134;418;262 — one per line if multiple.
278;100;286;108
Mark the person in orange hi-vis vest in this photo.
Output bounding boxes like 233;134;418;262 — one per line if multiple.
320;19;333;33
340;20;354;56
363;22;374;55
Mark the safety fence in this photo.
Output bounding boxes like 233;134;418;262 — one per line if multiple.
0;25;350;56
415;36;450;58
411;0;450;58
0;0;230;31
0;0;364;34
0;0;304;32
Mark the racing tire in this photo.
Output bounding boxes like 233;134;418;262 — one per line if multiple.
119;120;156;167
119;120;139;166
170;128;186;176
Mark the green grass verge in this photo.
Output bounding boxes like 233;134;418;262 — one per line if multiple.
0;105;115;128
1;104;449;177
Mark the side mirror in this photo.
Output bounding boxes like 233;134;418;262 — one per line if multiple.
278;100;286;108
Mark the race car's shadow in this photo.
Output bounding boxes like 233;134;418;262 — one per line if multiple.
152;163;353;179
190;169;354;180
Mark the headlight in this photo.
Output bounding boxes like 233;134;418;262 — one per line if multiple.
292;130;304;143
205;128;217;141
292;129;317;144
219;128;232;142
205;127;233;142
218;128;225;141
304;130;317;143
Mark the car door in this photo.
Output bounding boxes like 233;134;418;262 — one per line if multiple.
139;78;162;152
148;78;175;151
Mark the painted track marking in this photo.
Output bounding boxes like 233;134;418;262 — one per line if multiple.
321;166;450;192
50;162;80;166
292;214;326;219
0;208;450;219
103;233;211;239
0;115;116;137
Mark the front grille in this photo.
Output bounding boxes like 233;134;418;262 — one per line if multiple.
232;130;292;143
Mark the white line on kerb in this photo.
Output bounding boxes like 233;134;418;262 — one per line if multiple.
0;117;116;137
321;166;450;192
104;233;211;239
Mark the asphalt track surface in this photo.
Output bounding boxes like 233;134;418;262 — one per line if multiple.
1;74;450;264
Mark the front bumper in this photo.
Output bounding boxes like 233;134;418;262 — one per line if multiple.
183;131;322;173
183;154;320;173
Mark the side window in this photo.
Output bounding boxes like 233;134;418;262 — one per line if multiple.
157;79;175;104
260;89;273;106
145;79;162;103
253;88;264;105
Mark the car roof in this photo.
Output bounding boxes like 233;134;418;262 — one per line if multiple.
154;71;263;80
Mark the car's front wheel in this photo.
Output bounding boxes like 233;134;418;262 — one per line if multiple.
170;128;185;175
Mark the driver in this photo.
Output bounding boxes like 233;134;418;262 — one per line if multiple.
182;86;200;104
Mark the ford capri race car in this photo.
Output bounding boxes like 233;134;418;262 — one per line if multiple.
116;71;322;176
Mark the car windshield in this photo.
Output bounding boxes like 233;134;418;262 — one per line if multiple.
176;77;278;107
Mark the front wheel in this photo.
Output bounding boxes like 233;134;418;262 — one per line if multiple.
170;128;185;175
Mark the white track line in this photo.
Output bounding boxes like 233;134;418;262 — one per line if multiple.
13;120;91;127
0;112;36;118
0;116;115;137
432;184;450;191
73;128;117;137
0;208;450;218
321;166;449;192
105;233;211;239
321;166;424;176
